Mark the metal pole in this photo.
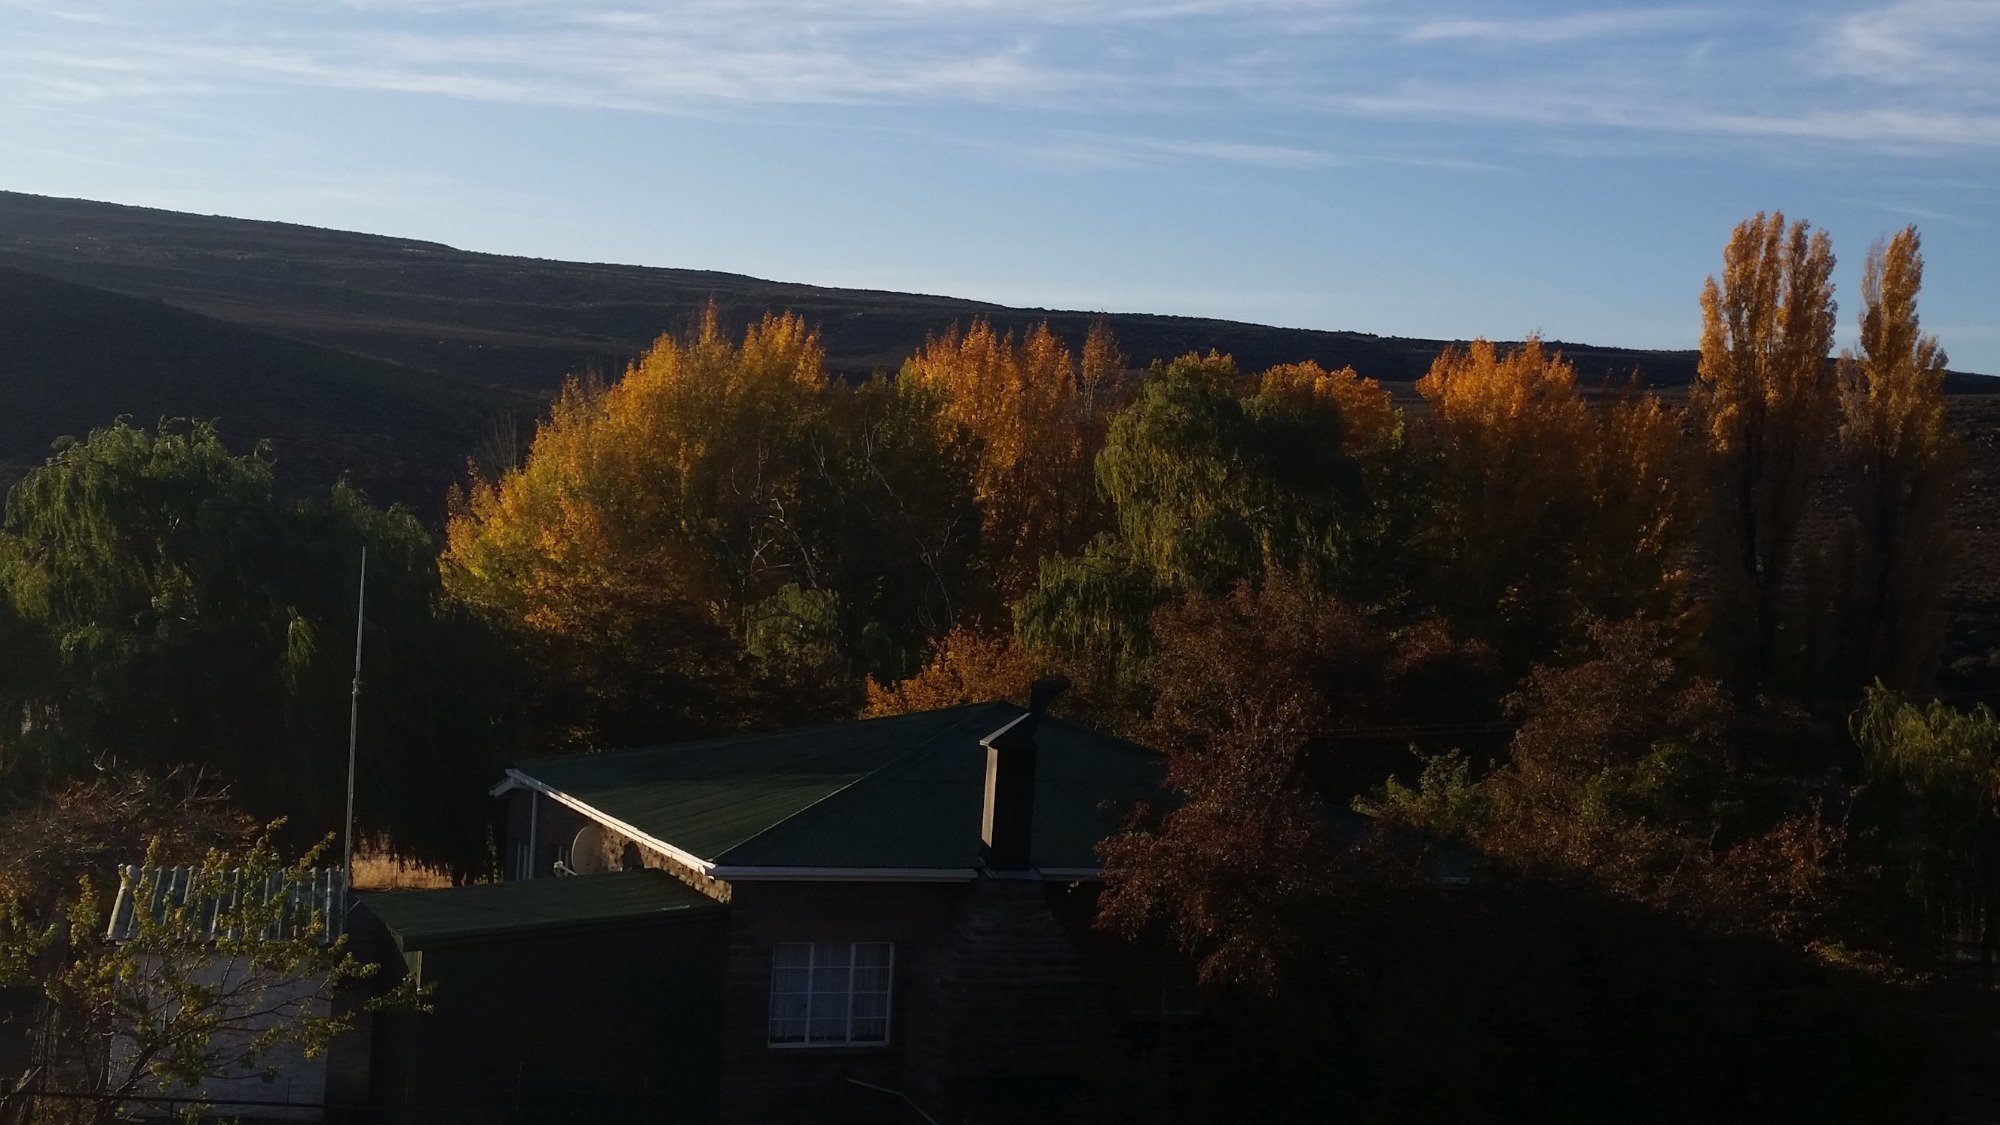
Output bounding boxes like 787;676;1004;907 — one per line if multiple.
342;547;367;911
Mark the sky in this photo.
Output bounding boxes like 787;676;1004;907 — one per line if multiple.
2;0;1996;372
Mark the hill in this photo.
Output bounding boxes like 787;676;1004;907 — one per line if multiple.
0;190;1744;392
0;265;526;510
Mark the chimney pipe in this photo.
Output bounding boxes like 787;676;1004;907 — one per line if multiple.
980;678;1069;871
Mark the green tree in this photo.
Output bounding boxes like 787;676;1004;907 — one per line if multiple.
0;419;502;868
1853;684;2000;963
1016;352;1368;686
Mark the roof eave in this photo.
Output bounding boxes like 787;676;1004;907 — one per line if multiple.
495;768;720;879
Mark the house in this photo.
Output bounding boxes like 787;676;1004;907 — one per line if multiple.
356;688;1173;1125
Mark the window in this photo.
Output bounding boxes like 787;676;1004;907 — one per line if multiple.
768;942;893;1047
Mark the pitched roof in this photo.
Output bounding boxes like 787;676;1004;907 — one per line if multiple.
363;869;720;950
501;702;1167;873
106;865;347;943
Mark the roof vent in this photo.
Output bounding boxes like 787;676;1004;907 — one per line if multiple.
980;677;1069;871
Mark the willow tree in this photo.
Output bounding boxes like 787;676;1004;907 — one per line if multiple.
1692;213;1839;691
1417;339;1686;667
1835;228;1960;693
1014;352;1366;687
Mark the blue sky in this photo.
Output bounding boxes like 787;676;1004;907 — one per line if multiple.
3;0;1996;372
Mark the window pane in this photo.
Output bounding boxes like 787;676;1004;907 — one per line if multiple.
852;992;887;1019
769;1017;806;1044
769;992;809;1021
853;943;892;968
851;1017;888;1043
808;1018;848;1043
771;967;810;994
808;992;846;1021
811;963;852;993
853;966;890;992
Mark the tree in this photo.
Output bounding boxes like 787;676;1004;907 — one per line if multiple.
901;319;1104;605
1692;212;1839;692
1415;338;1687;668
0;829;421;1123
0;420;503;868
1835;227;1961;694
444;310;982;742
861;626;1040;717
1097;575;1497;987
1853;684;2000;964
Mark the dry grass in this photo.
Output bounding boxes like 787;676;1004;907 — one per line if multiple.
348;845;453;892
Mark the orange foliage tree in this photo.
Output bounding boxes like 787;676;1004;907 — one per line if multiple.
901;318;1110;606
443;309;980;743
1416;338;1686;666
1835;227;1961;693
1693;212;1839;692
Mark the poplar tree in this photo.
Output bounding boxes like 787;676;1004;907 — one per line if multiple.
1692;213;1838;691
1836;227;1960;693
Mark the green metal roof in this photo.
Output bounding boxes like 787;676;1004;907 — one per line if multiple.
362;869;721;950
509;702;1168;872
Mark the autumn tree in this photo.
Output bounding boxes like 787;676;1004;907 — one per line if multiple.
1692;212;1839;692
1834;227;1961;693
1097;574;1497;987
1415;338;1687;669
901;319;1105;605
444;310;981;743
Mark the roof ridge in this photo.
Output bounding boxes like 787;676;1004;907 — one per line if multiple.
708;701;1020;863
515;701;999;771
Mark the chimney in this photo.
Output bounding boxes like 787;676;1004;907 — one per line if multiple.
980;677;1069;871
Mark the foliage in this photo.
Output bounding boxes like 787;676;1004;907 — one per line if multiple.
1096;575;1497;987
0;828;424;1124
862;626;1041;717
1017;352;1376;687
443;310;982;743
1833;227;1962;694
901;319;1105;606
0;419;503;869
0;767;251;918
1852;684;2000;961
1693;211;1840;693
1415;338;1688;667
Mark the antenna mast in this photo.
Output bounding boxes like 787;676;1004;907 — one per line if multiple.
342;547;367;909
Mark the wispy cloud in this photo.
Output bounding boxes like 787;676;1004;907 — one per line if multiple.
4;0;2000;160
1406;7;1718;45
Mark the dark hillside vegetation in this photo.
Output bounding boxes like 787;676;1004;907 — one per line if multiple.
0;189;1735;389
0;265;530;510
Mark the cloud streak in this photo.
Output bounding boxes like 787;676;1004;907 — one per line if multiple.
2;0;1998;159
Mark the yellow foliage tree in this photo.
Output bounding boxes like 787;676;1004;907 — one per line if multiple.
1693;212;1839;690
1417;338;1686;663
1258;361;1400;460
901;318;1104;605
1836;227;1961;691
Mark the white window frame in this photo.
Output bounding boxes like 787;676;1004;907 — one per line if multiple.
767;941;895;1049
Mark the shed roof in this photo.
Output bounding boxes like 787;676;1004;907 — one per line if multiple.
362;869;720;950
500;702;1167;873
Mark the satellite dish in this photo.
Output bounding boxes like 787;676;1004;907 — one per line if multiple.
569;825;610;874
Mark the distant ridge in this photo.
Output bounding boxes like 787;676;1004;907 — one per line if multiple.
0;190;1762;393
0;265;528;509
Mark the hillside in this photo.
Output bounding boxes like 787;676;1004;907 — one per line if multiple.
0;265;526;510
0;190;1740;392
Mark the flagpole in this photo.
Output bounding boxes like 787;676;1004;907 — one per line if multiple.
342;547;367;911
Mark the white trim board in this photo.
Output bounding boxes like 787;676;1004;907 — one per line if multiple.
492;770;1105;885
